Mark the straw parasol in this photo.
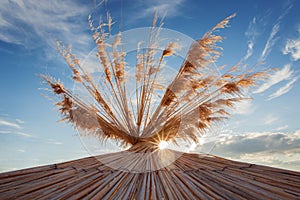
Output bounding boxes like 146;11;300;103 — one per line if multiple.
0;148;300;199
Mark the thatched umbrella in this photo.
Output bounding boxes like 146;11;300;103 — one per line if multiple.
0;149;300;199
1;12;299;199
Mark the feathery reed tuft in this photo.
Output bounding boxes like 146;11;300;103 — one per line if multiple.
42;12;271;149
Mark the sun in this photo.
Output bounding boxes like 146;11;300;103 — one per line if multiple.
158;140;169;150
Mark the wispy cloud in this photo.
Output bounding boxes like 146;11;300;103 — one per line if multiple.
244;41;254;61
17;149;26;153
275;125;288;131
0;130;12;134
0;119;21;129
132;0;185;20
260;3;292;61
268;76;299;100
0;130;32;137
260;23;280;61
16;132;32;138
15;119;25;124
47;139;63;145
232;100;254;115
0;0;92;54
282;28;300;61
254;64;293;93
243;17;258;61
264;114;278;125
0;118;32;137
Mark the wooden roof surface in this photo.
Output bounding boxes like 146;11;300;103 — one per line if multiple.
1;149;300;199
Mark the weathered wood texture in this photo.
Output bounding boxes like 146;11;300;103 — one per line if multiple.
1;149;300;199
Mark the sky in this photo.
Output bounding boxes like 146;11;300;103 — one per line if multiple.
0;0;300;172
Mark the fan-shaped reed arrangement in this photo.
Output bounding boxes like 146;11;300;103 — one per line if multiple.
42;12;270;152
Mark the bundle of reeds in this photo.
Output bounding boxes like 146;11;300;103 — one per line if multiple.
42;12;271;152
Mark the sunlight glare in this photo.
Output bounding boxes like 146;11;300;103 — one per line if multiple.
158;140;169;150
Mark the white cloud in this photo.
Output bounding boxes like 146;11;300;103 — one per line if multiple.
260;4;292;61
16;132;32;138
0;130;32;137
260;23;280;61
243;17;257;61
254;64;293;93
202;130;300;171
15;119;25;124
0;119;21;129
243;41;254;61
237;151;300;171
0;118;33;137
268;76;299;100
0;130;12;134
245;17;257;37
133;0;185;19
232;100;254;115
17;149;25;153
243;15;271;61
283;38;300;61
0;0;92;54
264;114;278;125
276;125;288;131
47;139;63;145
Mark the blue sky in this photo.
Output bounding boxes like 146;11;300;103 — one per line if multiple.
0;0;300;172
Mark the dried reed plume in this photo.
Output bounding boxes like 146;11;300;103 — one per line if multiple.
42;12;271;150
